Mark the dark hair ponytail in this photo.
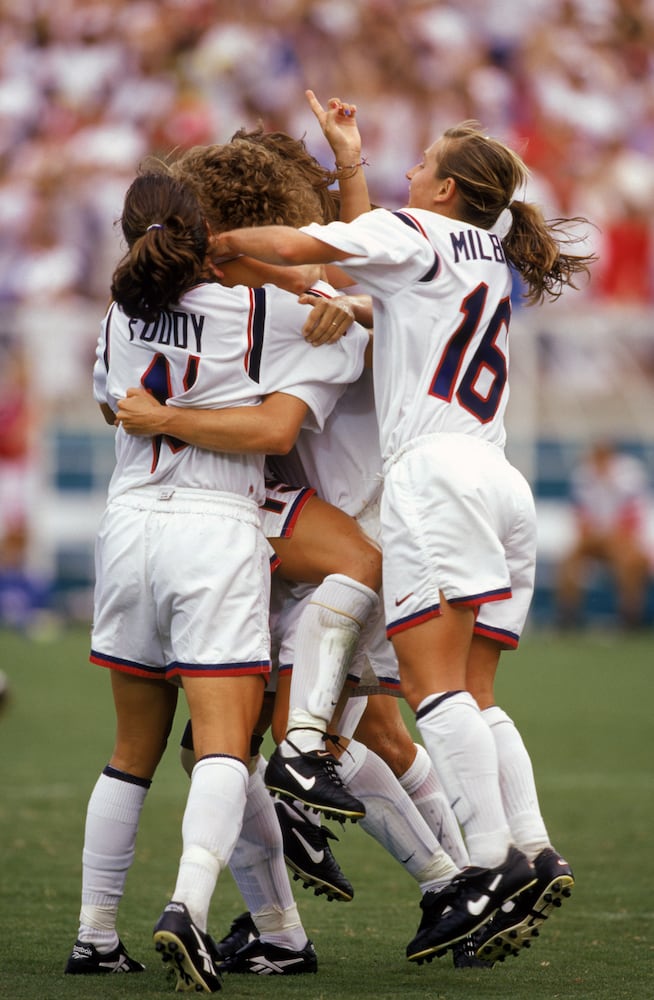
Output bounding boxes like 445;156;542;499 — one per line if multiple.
111;172;207;322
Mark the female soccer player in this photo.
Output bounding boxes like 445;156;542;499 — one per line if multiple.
64;168;368;992
209;112;595;964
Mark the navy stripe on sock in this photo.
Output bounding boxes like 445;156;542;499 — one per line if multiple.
195;753;244;765
102;764;152;789
415;690;465;722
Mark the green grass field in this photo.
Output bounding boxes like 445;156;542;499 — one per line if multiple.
0;625;652;1000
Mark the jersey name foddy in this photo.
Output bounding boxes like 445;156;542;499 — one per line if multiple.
94;280;367;504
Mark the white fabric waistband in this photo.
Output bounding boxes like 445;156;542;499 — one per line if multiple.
383;432;502;474
110;486;260;521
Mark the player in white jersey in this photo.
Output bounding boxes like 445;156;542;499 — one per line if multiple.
120;301;486;972
116;119;498;971
211;107;596;965
65;167;372;992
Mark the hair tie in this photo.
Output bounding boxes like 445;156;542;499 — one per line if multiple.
146;223;164;232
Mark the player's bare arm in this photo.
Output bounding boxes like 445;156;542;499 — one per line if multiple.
98;402;116;426
305;89;371;221
115;387;309;455
212;256;325;295
210;226;350;267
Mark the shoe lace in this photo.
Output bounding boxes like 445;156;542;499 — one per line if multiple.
317;750;347;787
285;730;347;786
323;730;358;765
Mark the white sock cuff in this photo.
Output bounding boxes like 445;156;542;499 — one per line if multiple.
335;737;368;783
482;705;513;728
398;743;432;795
316;574;378;623
192;754;249;787
416;689;479;719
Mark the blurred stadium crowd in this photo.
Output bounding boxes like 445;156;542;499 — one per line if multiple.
0;0;653;627
1;0;653;324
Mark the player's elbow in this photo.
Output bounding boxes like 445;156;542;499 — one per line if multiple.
269;228;317;267
274;237;307;266
265;427;298;455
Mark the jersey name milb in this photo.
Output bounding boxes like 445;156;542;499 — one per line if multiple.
94;280;368;504
301;208;513;463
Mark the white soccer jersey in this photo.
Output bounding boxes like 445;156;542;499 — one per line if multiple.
94;280;367;504
291;367;382;518
265;282;382;519
302;208;512;463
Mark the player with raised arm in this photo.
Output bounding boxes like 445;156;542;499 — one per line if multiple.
210;108;595;966
116;113;498;969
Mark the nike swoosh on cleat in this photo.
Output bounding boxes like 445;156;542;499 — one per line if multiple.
292;828;325;865
466;894;491;917
284;764;317;791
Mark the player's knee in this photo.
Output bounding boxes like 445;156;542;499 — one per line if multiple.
340;535;382;592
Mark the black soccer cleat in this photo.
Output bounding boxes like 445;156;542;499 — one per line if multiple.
406;846;536;964
265;740;365;822
275;800;354;901
64;938;145;975
153;900;222;993
219;937;318;975
475;847;575;965
451;932;493;969
214;911;259;962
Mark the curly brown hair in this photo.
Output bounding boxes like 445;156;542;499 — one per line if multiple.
230;124;341;223
170;138;328;233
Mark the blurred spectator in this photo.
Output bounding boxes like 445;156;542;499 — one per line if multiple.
556;441;652;629
0;1;651;336
0;327;50;630
0;0;653;623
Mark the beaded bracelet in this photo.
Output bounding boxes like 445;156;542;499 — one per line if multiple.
334;156;369;174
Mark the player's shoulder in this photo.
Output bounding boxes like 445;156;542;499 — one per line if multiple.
182;281;252;310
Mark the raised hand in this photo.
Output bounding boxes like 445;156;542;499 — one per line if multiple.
305;90;361;167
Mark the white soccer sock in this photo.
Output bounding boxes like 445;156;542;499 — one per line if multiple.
398;743;470;869
337;693;368;740
483;705;551;860
78;766;150;952
228;757;307;950
416;691;511;868
338;739;459;890
172;755;248;932
285;574;378;754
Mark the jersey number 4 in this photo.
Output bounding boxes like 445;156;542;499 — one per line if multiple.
429;283;510;424
141;352;199;470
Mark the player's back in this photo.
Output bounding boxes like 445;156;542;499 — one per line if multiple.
97;282;269;502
